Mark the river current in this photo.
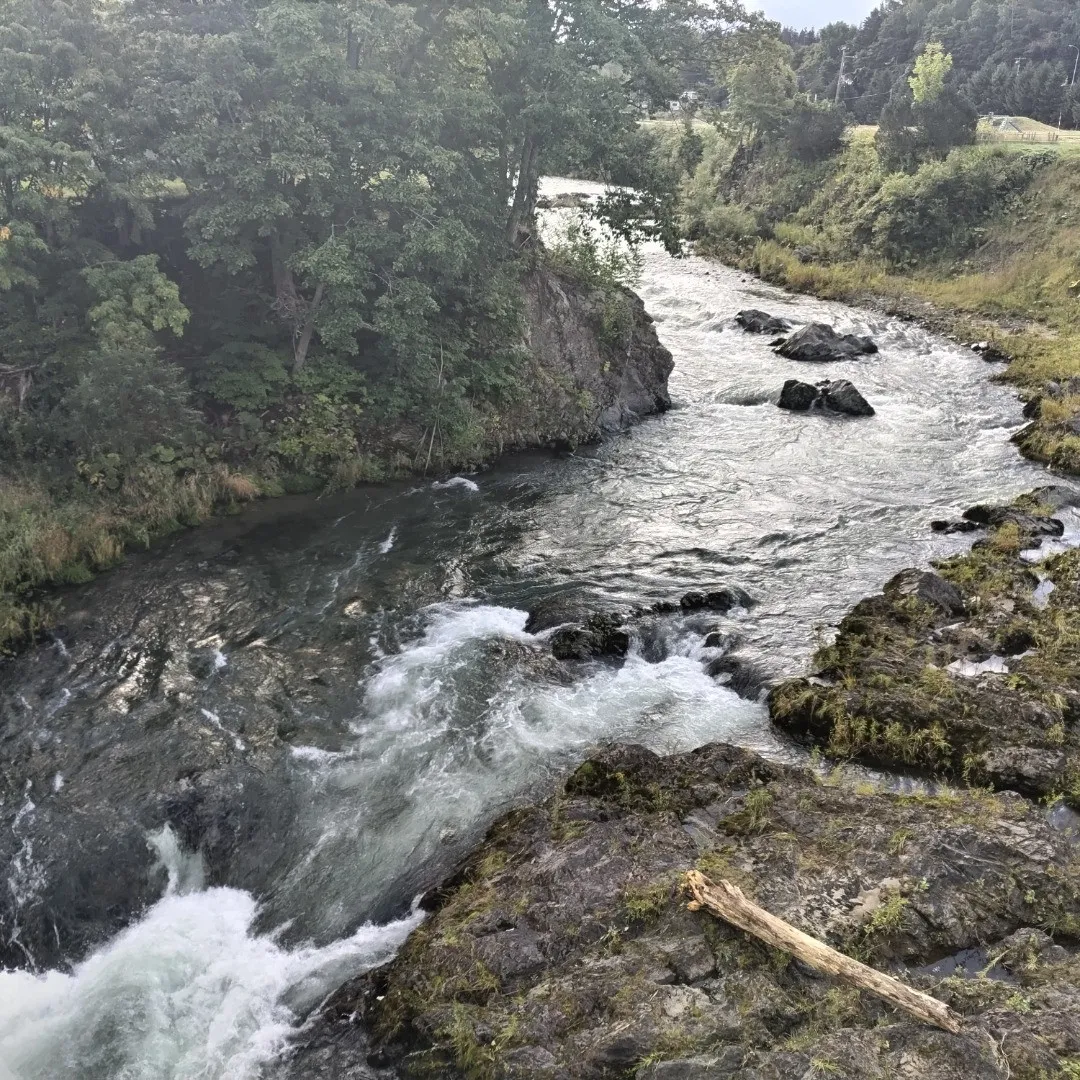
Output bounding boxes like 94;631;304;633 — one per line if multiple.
0;180;1052;1078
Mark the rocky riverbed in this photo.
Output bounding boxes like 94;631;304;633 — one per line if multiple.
298;738;1080;1079
284;485;1080;1080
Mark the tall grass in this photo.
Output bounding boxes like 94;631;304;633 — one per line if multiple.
0;463;261;651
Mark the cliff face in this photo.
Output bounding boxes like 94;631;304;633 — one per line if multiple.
496;268;673;450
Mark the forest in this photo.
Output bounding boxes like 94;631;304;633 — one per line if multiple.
786;0;1080;127
0;0;761;641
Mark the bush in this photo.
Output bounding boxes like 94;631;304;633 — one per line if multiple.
785;100;846;162
859;147;1051;264
55;346;198;460
545;213;642;290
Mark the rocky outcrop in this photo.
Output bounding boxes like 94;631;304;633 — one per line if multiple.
735;309;792;334
777;378;875;416
770;492;1080;801
821;379;875;416
309;741;1080;1079
500;269;673;450
776;323;878;362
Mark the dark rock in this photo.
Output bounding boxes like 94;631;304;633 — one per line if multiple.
884;569;965;617
734;309;792;335
776;379;819;411
703;632;725;649
551;614;630;661
930;519;981;534
354;741;1080;1079
679;589;743;613
776;323;878;363
971;341;1011;363
516;268;674;445
818;379;875;417
963;504;1065;538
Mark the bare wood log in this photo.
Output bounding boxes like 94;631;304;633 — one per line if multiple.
684;871;963;1035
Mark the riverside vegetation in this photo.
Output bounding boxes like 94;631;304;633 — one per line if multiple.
0;0;775;649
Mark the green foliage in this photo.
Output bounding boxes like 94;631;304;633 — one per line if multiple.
861;147;1048;264
195;344;292;413
725;37;798;141
546;214;643;291
785;0;1080;130
910;41;952;105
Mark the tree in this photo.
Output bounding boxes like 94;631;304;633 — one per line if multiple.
724;37;798;141
910;40;952;103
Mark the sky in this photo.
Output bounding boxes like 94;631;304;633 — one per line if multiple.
749;0;879;31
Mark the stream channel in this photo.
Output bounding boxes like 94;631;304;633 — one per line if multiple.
0;179;1053;1079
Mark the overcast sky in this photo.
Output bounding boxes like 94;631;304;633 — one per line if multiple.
749;0;878;31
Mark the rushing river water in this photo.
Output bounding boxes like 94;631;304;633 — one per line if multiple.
0;180;1053;1079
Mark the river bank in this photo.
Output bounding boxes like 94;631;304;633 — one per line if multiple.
0;264;673;654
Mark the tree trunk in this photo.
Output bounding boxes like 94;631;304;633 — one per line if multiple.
684;871;963;1035
347;25;360;69
292;281;325;372
505;136;536;246
269;230;299;312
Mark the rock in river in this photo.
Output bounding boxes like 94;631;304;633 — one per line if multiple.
734;309;792;335
819;379;876;416
777;379;820;411
776;322;878;362
777;378;875;417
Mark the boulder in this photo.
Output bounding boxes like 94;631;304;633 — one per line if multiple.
776;322;878;362
819;379;875;417
679;589;743;613
971;341;1011;363
776;379;818;411
734;309;792;335
551;614;630;661
884;569;965;618
776;378;875;417
337;741;1080;1080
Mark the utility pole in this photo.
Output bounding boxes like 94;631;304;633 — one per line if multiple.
1058;45;1079;130
834;47;848;106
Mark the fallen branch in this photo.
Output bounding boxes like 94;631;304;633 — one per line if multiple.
684;871;963;1034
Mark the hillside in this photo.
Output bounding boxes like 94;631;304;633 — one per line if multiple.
785;0;1080;129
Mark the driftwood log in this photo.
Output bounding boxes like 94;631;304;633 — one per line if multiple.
684;870;963;1035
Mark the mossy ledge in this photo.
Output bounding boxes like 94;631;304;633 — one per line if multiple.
293;741;1080;1079
769;488;1080;803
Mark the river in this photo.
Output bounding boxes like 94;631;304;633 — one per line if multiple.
0;180;1051;1079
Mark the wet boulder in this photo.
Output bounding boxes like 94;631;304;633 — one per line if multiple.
883;569;965;618
776;322;878;362
971;341;1011;363
776;378;875;417
679;588;744;613
776;379;818;411
819;379;875;417
550;613;630;660
735;309;792;335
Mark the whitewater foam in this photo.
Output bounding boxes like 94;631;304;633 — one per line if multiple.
431;476;479;492
0;856;423;1080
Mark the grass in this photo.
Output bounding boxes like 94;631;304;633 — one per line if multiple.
0;463;262;650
